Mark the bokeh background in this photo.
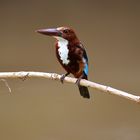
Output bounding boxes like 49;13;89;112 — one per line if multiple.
0;0;140;140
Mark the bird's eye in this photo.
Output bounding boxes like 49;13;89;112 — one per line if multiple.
63;29;69;34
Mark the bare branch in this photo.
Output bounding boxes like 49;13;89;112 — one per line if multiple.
0;71;139;103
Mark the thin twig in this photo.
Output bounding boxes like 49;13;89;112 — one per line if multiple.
0;79;12;94
0;71;139;103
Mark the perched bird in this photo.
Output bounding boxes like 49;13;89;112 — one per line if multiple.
37;27;90;99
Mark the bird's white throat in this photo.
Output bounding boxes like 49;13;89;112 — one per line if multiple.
56;37;70;65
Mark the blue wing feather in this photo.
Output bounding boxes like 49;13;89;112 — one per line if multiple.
84;62;88;76
83;47;88;76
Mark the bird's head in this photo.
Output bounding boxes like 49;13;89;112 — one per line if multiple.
36;26;79;42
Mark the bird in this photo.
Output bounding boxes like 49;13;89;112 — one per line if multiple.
36;27;90;99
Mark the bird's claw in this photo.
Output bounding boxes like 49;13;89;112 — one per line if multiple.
60;74;66;84
60;73;70;84
75;78;81;86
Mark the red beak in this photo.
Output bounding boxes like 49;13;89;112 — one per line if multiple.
36;28;62;37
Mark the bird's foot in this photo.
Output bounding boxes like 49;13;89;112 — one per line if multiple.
75;77;82;86
60;72;70;84
60;74;66;84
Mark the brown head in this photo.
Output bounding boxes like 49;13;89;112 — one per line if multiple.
36;26;79;43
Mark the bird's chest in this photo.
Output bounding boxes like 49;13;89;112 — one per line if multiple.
57;43;81;65
56;38;70;65
56;37;84;75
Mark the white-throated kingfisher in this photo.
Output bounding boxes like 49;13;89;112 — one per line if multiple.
37;27;90;99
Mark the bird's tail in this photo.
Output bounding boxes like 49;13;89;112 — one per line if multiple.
78;85;90;99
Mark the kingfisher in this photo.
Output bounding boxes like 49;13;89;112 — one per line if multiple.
37;27;90;99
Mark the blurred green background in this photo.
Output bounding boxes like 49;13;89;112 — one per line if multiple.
0;0;140;140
